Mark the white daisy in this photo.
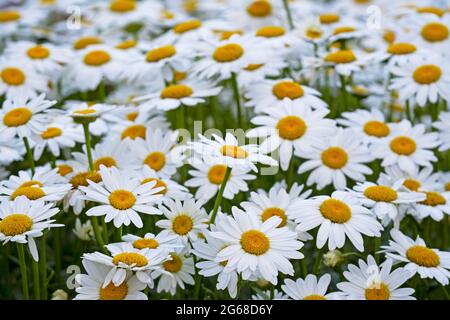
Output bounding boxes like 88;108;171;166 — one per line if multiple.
408;190;450;222
337;255;415;300
282;274;339;300
381;229;450;286
293;191;383;252
80;166;163;228
122;230;180;253
0;196;61;261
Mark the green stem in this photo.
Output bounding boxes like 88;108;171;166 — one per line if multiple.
230;73;243;129
98;81;106;102
286;157;295;190
443;216;448;250
17;243;29;300
39;232;48;299
81;122;94;171
102;219;109;243
23;137;35;175
209;167;232;224
405;100;412;122
313;247;324;274
116;226;123;242
91;216;107;253
54;227;61;283
282;0;295;30
373;236;381;264
32;258;40;300
339;75;348;115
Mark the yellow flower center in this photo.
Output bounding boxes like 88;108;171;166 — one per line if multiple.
445;183;450;192
383;30;396;43
213;43;244;62
11;186;46;200
320;199;351;223
219;30;243;40
256;26;286;38
325;50;356;64
403;179;421;191
109;0;136;13
244;64;264;71
321;147;348;169
363;121;390;137
83;50;111;66
303;294;327;300
163;253;183;273
364;185;398;202
99;282;128;300
41;127;62;139
57;164;73;177
172;215;194;235
1;67;26;86
115;39;137;50
144;152;166;171
146;45;176;62
240;230;270;255
272;81;304;100
112;252;148;267
73;109;97;115
182;0;198;12
27;45;50;59
220;145;248;159
69;171;102;187
390;136;417;155
133;238;159;249
0;10;21;23
261;207;287;227
121;124;146;140
161;84;193;99
109;190;136;210
173;70;187;82
421;22;449;42
413;65;442;84
3;107;32;127
333;26;356;35
0;214;33;236
387;43;417;55
365;283;390;300
320;13;340;24
141;178;167;195
207;164;227;185
417;7;445;17
126;111;138;121
73;36;103;50
246;1;272;18
420;191;446;206
94;156;117;170
173;19;202;34
276;116;307;140
305;27;323;39
406;245;440;267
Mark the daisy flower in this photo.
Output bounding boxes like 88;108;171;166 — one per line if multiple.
296;128;373;190
33;116;83;160
352;174;426;226
337;109;392;143
82;242;170;287
156;198;208;243
191;228;239;298
282;274;339;300
111;111;169;141
152;245;195;296
210;206;304;285
192;34;266;80
408;189;450;222
74;259;147;300
225;0;284;30
67;102;113;124
293;191;383;252
0;93;56;141
384;165;441;192
381;229;450;286
433;111;450;151
337;255;415;300
410;14;450;52
186;158;255;202
61;44;125;94
80;166;163;228
0;196;60;261
389;55;450;106
127;128;184;177
236;52;286;88
73;218;94;242
0;167;72;202
189;132;278;172
254;25;299;50
0;58;48;99
244;78;328;113
122;230;180;253
133;78;221;112
251;289;288;300
322;49;374;76
4;41;72;76
247;101;336;170
369;120;440;175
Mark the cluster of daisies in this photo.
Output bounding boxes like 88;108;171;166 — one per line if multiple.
1;0;450;301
